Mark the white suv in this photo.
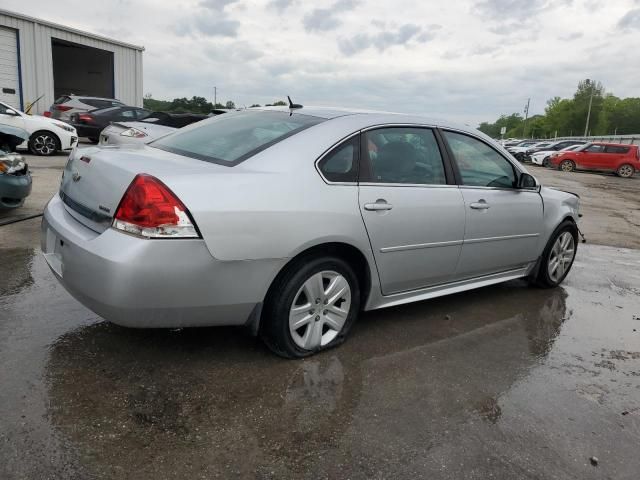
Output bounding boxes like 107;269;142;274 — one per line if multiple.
48;95;126;122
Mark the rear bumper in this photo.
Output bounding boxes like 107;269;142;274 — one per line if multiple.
41;194;286;328
0;172;32;209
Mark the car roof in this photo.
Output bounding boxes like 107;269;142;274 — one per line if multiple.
591;142;636;147
69;95;123;101
251;105;476;133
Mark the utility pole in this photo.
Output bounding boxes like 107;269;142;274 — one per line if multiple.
522;98;530;138
584;82;594;137
214;86;217;107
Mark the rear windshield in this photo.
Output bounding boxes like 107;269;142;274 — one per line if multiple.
54;95;70;105
151;110;325;165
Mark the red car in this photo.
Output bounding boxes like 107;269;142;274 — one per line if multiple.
550;142;640;178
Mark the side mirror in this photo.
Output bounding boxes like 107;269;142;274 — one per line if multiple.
518;173;537;189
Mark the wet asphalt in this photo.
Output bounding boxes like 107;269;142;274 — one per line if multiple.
1;223;640;479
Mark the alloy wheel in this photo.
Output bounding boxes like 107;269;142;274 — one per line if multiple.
32;134;56;155
560;160;574;172
617;164;634;178
547;232;575;283
288;270;351;350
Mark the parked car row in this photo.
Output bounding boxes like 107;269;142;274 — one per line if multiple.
546;142;640;178
509;137;639;178
46;94;215;146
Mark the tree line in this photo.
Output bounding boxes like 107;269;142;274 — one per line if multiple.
478;79;640;139
142;94;287;114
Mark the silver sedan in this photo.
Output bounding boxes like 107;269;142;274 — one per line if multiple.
42;107;580;358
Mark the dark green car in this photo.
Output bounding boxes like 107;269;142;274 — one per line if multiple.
0;125;32;210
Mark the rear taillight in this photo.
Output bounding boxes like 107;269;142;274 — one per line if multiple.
113;174;199;239
43;111;51;117
55;105;72;111
78;114;94;123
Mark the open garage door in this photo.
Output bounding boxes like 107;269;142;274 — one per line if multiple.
0;26;21;109
52;38;114;100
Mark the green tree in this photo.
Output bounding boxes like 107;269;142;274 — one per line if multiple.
225;100;236;109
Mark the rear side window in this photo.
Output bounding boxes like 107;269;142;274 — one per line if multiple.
151;111;324;165
362;127;447;185
81;98;125;109
318;136;359;183
54;95;70;105
443;130;516;188
604;145;630;154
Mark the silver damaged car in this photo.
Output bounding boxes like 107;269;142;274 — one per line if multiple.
42;107;580;358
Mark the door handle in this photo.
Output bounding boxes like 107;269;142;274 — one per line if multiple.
364;200;393;211
470;200;490;210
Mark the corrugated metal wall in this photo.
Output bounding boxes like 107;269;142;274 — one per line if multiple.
0;10;143;114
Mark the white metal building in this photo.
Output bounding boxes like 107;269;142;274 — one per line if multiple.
0;9;143;115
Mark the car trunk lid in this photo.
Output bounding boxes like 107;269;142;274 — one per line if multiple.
58;145;226;233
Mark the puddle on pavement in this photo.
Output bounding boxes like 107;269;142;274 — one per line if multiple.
0;245;639;479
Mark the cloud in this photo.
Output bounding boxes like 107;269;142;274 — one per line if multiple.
473;0;571;21
559;32;583;41
338;24;440;56
617;8;640;30
200;0;238;10
175;0;241;37
303;0;359;32
267;0;296;12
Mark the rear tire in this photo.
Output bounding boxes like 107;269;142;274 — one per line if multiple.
542;157;550;168
616;163;634;178
531;221;578;288
29;130;60;156
560;159;575;172
261;256;360;358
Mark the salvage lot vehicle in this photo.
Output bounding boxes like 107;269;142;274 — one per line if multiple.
551;142;640;178
70;106;152;143
0;101;78;156
0;151;32;211
524;140;586;162
42;107;581;358
47;95;126;122
531;144;582;167
99;112;209;146
0;123;29;153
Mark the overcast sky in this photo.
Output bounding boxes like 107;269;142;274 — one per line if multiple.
4;0;639;124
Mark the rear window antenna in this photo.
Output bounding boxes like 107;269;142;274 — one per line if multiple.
288;96;303;110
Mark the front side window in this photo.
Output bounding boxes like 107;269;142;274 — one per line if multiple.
152;111;324;165
585;144;605;153
318;136;359;182
362;127;447;185
443;130;517;188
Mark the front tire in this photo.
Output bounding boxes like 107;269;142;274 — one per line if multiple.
532;221;578;288
560;159;575;172
616;164;635;178
261;256;360;358
29;131;60;156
